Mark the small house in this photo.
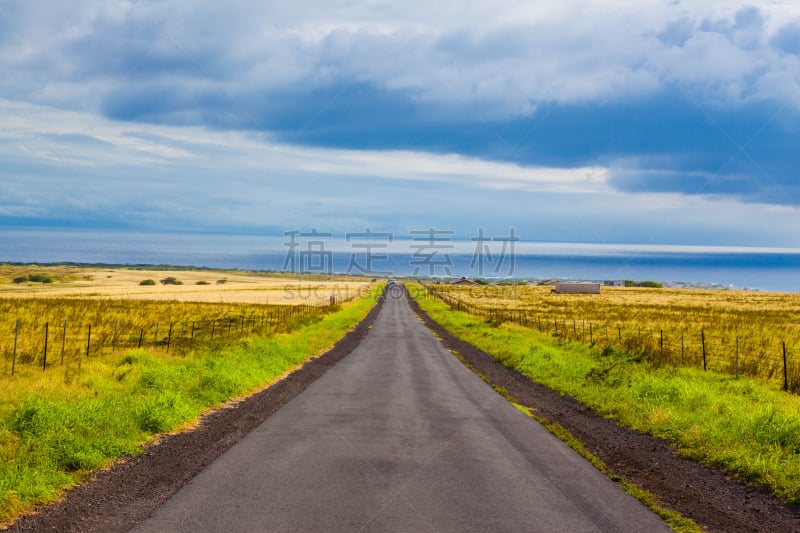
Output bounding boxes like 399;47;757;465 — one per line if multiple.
450;276;479;286
554;283;600;294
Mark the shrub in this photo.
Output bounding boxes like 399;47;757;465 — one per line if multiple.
12;276;26;284
160;276;183;285
27;274;53;283
637;281;664;288
139;279;156;286
195;280;210;285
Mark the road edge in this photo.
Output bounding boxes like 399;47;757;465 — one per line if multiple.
406;287;800;533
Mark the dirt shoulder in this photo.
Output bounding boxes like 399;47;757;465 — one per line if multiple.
4;296;384;533
408;294;800;533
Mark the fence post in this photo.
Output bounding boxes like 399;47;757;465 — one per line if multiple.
154;323;159;348
43;322;49;371
659;329;663;355
12;320;19;377
112;320;118;353
618;326;621;342
681;333;684;361
701;330;706;371
167;323;173;353
61;320;67;365
589;323;593;344
735;336;739;378
138;328;143;348
783;342;789;392
86;325;92;357
191;321;195;339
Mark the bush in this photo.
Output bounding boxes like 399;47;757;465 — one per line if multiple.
637;281;664;288
160;276;183;285
195;280;210;285
12;276;26;284
139;279;156;286
27;274;53;283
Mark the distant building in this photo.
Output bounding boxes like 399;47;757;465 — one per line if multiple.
604;280;625;287
450;276;479;286
554;283;601;294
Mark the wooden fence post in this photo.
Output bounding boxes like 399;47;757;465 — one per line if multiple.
12;320;19;377
783;342;789;392
138;328;144;348
42;322;49;371
167;323;173;352
701;330;706;371
154;323;159;348
86;325;92;357
735;336;739;378
61;320;67;365
112;320;118;353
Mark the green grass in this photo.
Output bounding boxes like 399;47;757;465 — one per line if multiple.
411;284;800;508
0;288;380;524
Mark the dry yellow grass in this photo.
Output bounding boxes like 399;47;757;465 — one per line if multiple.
424;283;800;386
0;265;371;306
0;266;377;377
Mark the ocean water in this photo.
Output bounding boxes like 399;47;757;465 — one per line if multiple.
1;228;799;292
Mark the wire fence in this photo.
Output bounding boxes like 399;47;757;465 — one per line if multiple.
1;300;344;377
422;284;800;393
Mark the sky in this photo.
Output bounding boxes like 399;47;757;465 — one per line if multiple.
1;0;800;247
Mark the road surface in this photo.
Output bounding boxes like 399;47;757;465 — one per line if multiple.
132;287;669;532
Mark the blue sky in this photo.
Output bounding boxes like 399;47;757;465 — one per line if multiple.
1;1;800;247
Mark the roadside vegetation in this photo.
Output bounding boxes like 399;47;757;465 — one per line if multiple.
0;286;380;524
410;282;800;508
425;283;800;388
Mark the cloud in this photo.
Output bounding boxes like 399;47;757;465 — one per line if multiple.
1;1;799;248
3;1;800;121
1;97;799;249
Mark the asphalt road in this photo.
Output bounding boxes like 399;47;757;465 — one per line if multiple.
132;286;669;532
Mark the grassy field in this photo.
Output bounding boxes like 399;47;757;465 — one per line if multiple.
0;264;372;305
0;265;374;376
0;283;381;524
410;282;800;508
422;283;800;387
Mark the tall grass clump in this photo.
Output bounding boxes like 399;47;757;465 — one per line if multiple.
0;287;380;524
411;283;800;507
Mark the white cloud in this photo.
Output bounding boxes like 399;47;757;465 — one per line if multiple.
1;97;799;248
2;1;800;119
0;98;610;194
